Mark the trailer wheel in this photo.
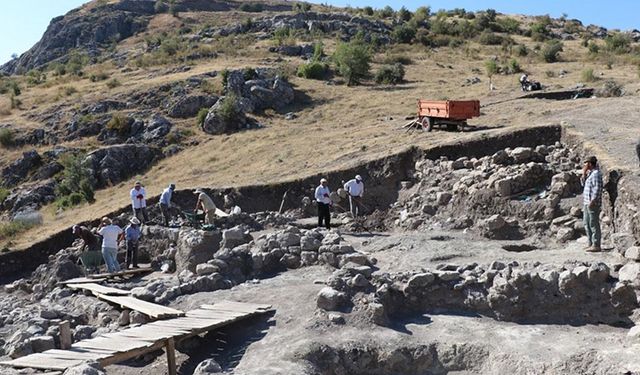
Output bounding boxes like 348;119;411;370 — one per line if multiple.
421;117;433;132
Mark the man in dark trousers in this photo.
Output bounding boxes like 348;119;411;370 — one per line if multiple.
581;156;603;252
73;225;100;252
123;217;142;269
315;178;332;229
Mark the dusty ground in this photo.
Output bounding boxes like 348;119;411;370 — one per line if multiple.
86;228;640;375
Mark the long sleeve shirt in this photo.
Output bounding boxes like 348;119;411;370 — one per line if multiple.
343;179;364;197
124;225;142;242
130;187;147;209
315;185;331;204
160;188;173;206
582;169;603;207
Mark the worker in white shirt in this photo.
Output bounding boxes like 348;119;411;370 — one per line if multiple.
130;181;149;223
194;188;217;224
314;178;332;229
344;174;364;218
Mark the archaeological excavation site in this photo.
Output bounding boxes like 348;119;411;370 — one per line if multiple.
1;124;640;375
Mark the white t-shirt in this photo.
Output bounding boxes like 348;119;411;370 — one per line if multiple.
315;185;331;204
199;193;216;212
130;187;147;209
99;225;123;249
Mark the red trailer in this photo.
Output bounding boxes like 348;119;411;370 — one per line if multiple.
416;99;480;131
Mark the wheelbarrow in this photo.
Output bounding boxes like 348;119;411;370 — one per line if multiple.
182;209;205;229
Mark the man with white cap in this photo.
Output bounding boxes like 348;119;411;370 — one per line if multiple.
124;217;142;269
159;183;176;226
130;181;149;223
194;188;217;224
344;174;365;218
315;178;332;229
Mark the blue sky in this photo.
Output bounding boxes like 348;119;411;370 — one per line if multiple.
1;1;639;65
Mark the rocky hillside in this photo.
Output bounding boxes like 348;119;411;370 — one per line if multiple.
1;0;639;251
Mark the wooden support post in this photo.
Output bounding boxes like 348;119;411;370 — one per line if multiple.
166;337;176;375
278;191;288;214
59;321;72;350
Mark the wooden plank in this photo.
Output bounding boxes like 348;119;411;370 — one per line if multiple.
68;283;130;296
59;277;107;285
166;338;177;375
95;294;184;319
89;267;153;279
59;321;72;350
42;349;109;360
1;354;84;370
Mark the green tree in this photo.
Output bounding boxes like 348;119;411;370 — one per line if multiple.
413;6;431;24
485;60;498;89
333;41;372;86
397;6;412;22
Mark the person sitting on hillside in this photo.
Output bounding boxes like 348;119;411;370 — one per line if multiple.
130;181;149;224
159;183;176;226
72;225;100;252
343;175;365;218
519;74;529;91
194;188;217;225
123;217;142;269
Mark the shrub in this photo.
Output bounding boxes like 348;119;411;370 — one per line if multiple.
106;113;130;134
375;63;405;84
516;44;529;56
106;78;121;89
0;129;14;148
66;51;88;76
0;188;8;203
496;17;521;33
217;94;241;123
505;58;521;74
297;61;328;79
397;6;412;22
26;70;46;85
412;6;430;23
312;42;324;62
530;22;550;42
154;0;167;13
485;60;498;84
272;27;294;46
596;80;623;97
89;72;109;82
392;24;417;44
197;107;209;126
160;38;180;56
545;70;556;78
588;42;599;54
542;41;563;63
605;33;631;54
581;68;597;82
382;53;412;65
0;221;34;241
221;69;229;87
62;86;77;96
363;6;374;16
239;3;264;12
294;2;311;13
332;40;372;86
376;5;395;19
478;31;503;45
55;153;95;209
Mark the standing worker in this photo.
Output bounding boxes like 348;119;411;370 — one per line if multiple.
194;188;217;225
130;181;149;223
123;217;142;269
315;178;332;229
344;175;365;218
159;183;176;226
97;217;123;273
581;156;603;252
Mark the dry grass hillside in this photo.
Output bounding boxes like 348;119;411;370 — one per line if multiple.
2;1;640;250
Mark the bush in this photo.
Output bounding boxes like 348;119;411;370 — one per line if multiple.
0;129;14;148
412;6;430;23
294;2;311;13
596;80;623;97
392;24;417;44
376;5;395;19
66;51;88;76
581;68;597;82
312;42;324;62
382;53;412;65
197;107;209;126
0;188;8;203
89;72;109;82
588;42;599;54
272;27;294;46
374;63;405;84
0;221;34;241
478;31;503;45
217;94;241;123
55;153;95;209
62;86;77;96
239;3;264;12
516;44;529;56
106;113;130;134
505;58;521;74
530;22;550;42
26;70;46;85
605;33;631;54
106;78;121;89
397;6;412;22
542;41;563;63
363;6;374;16
496;17;521;33
332;41;372;86
545;70;556;78
297;61;328;80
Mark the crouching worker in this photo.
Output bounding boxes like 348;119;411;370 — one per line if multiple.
124;217;142;269
73;225;100;252
194;188;217;225
98;217;123;273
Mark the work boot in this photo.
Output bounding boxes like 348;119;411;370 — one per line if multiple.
585;246;601;252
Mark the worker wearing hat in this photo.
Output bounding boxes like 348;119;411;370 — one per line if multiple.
159;183;176;226
123;217;142;269
130;181;149;224
581;155;603;252
343;174;365;218
194;188;217;224
315;178;332;229
97;217;123;273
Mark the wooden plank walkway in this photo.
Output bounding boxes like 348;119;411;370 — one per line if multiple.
95;294;185;319
89;267;154;279
67;283;131;296
0;301;272;372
